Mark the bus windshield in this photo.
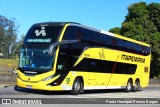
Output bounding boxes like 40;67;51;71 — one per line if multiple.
19;47;54;73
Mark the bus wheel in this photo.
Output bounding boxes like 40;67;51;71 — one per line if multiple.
80;81;84;94
132;80;140;92
70;78;82;95
125;79;132;93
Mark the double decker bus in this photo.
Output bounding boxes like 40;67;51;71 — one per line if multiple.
13;22;151;95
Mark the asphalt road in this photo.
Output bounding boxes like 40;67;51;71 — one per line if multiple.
0;85;159;98
0;85;159;106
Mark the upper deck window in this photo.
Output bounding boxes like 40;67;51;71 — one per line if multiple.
24;25;63;46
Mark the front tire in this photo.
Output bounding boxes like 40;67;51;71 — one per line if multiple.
70;78;82;95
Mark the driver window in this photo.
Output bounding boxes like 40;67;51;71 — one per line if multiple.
56;44;69;72
57;53;67;71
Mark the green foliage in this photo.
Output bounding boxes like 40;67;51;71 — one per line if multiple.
148;3;160;32
109;2;160;78
109;27;121;35
0;15;18;58
12;35;25;59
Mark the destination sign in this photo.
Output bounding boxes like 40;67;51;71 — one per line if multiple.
24;25;63;45
27;39;51;43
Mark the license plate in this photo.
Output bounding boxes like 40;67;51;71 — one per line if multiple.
26;85;32;89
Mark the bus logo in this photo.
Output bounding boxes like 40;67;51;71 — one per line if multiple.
121;54;145;63
35;27;47;36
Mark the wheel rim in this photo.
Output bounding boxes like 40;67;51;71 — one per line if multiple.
74;81;80;91
127;82;131;90
134;81;139;90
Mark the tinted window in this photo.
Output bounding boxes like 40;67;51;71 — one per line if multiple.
63;26;79;40
24;25;63;46
114;62;137;74
63;26;150;56
73;58;137;74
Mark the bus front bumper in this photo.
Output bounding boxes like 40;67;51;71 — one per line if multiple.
16;77;72;91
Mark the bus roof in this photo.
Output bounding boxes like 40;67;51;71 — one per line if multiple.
100;30;150;47
32;22;150;47
69;23;150;47
32;22;81;26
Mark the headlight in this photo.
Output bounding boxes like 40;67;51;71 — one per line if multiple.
42;75;54;82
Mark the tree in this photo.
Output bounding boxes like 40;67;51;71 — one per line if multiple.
0;15;19;58
12;34;25;59
109;27;121;35
109;2;160;78
148;3;160;32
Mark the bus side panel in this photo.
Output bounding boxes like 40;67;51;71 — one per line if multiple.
141;66;150;88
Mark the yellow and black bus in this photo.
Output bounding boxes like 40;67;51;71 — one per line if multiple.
14;22;151;95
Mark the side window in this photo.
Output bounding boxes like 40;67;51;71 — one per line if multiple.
111;38;119;50
130;42;136;53
72;58;87;71
80;28;103;47
62;26;79;40
57;53;67;71
145;47;150;55
111;38;118;46
114;62;137;74
141;46;150;55
136;44;140;54
89;61;97;72
120;40;127;51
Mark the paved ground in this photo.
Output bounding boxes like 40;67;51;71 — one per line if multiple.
0;85;159;98
0;85;159;106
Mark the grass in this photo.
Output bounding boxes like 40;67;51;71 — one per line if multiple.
0;58;18;66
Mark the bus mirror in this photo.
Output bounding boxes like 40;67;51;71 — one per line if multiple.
48;42;60;56
9;42;21;55
60;40;79;45
48;40;79;56
9;43;14;55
